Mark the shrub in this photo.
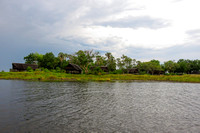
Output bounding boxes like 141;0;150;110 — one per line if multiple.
27;66;33;72
56;67;61;73
92;67;104;75
111;70;123;74
139;71;147;75
44;68;50;72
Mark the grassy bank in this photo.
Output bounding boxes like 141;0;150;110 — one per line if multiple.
1;72;200;83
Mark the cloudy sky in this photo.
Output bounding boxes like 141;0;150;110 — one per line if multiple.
1;0;200;71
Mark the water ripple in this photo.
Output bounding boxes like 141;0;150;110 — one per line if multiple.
0;80;200;132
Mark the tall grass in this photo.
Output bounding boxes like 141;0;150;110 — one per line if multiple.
0;72;200;82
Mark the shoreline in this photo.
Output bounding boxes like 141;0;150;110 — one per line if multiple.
1;72;200;83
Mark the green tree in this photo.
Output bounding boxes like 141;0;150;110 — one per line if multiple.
164;60;179;73
58;52;66;63
58;52;68;69
190;59;200;72
24;53;37;64
72;50;96;74
122;55;132;73
139;60;162;75
41;52;57;69
95;55;106;66
105;52;116;72
177;59;191;74
24;52;43;67
117;55;133;73
117;57;125;70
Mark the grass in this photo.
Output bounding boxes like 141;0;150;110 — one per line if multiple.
0;71;200;83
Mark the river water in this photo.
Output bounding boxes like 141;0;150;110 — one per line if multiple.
0;80;200;133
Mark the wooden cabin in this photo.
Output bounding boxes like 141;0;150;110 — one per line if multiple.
11;63;38;72
127;68;139;74
65;63;82;74
153;70;165;75
191;70;200;74
90;66;109;72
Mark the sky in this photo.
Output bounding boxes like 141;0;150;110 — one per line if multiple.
1;0;200;71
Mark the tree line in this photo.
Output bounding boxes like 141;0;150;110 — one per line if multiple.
24;50;200;75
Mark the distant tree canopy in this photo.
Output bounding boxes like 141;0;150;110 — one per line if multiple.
23;50;200;75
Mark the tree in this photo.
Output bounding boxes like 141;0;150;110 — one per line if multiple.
117;55;133;73
24;52;43;67
24;53;37;64
105;52;116;72
148;60;162;75
122;55;132;73
177;59;191;74
95;55;106;66
58;52;68;69
40;52;57;69
72;50;96;74
190;59;200;72
117;57;125;70
164;60;179;73
138;60;162;75
58;52;66;63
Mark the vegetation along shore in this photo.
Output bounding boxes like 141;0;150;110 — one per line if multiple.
1;71;200;83
2;49;200;82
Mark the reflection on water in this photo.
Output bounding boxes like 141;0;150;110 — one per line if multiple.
0;80;200;132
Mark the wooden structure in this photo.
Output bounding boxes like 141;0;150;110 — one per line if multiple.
90;66;109;72
153;70;165;75
65;63;82;74
11;63;38;72
127;68;139;74
191;70;200;74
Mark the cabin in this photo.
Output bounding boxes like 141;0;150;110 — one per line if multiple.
65;63;82;74
153;70;165;75
191;70;200;74
90;66;109;72
127;68;139;74
11;63;38;72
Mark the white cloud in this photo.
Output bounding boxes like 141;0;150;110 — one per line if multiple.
48;0;200;54
1;0;200;70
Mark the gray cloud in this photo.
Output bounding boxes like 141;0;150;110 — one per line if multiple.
186;29;200;43
95;16;170;29
186;29;200;36
123;44;200;63
0;0;199;71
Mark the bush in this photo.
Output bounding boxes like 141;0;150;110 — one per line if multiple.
27;66;33;72
111;70;123;74
61;69;66;73
92;67;104;75
139;71;147;75
44;68;50;72
56;67;61;73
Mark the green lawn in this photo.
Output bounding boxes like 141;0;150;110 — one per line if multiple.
1;72;200;83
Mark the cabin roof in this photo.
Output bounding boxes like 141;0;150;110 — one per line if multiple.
66;63;82;71
12;63;38;70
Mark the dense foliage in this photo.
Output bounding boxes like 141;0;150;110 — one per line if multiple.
23;50;200;75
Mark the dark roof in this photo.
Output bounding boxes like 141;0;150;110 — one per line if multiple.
66;63;82;71
90;66;109;72
128;68;139;73
12;63;38;70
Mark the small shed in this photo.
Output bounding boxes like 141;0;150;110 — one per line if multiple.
11;63;38;72
65;63;82;74
153;70;165;75
90;66;109;72
191;70;200;74
127;68;139;74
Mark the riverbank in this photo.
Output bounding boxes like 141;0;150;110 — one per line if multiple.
0;72;200;82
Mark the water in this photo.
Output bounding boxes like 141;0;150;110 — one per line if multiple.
0;80;200;133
